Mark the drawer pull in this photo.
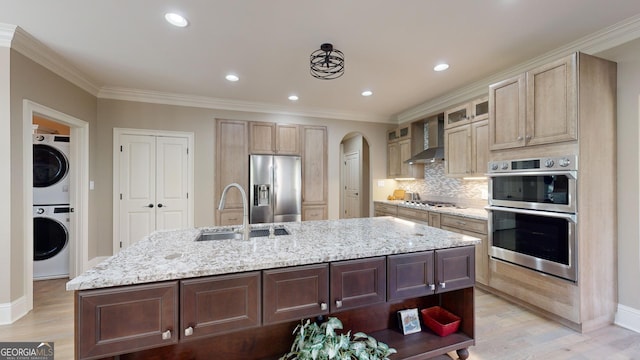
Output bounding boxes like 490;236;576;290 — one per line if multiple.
439;282;446;289
162;330;172;340
429;284;436;291
320;302;328;311
335;300;343;308
184;326;194;336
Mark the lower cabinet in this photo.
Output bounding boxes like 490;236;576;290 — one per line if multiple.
181;272;261;339
262;264;329;325
75;247;476;360
76;282;178;360
441;214;488;285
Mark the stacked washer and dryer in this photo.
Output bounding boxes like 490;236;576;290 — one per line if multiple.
33;134;71;279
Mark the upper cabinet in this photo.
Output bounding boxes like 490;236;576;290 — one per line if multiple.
250;122;300;155
444;96;489;129
444;96;489;177
489;53;577;150
386;122;424;179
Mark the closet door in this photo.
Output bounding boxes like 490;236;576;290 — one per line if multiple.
118;134;190;251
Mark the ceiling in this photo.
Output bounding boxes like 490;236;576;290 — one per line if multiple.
2;1;640;123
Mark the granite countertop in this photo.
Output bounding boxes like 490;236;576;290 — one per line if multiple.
66;217;480;291
375;200;488;220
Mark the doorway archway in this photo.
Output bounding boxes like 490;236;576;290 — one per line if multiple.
339;133;370;218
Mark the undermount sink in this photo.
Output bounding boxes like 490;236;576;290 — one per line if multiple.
197;225;290;241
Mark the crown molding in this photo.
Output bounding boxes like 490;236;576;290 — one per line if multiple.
98;87;393;123
3;24;100;96
396;13;640;124
0;23;17;48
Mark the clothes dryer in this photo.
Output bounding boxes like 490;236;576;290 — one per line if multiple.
33;134;70;205
33;205;70;279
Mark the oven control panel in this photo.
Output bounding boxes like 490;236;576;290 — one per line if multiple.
488;155;577;173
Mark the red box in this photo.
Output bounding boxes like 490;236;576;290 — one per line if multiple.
420;306;461;337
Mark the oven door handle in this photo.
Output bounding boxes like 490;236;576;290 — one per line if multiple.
487;170;577;179
485;205;577;223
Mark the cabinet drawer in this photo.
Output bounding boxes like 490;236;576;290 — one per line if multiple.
397;207;429;223
374;202;397;216
330;257;386;312
302;205;326;221
263;264;329;325
440;214;487;234
219;210;243;226
387;251;434;301
181;272;261;340
77;282;178;360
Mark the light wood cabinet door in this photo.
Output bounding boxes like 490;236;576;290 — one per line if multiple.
471;120;489;175
387;141;400;178
445;125;471;177
526;53;578;146
302;205;326;221
489;73;526;150
472;96;489;122
218;209;243;226
302;126;327;208
444;102;472;129
181;272;260;340
249;121;275;154
216;120;248;224
276;124;300;155
398;139;411;177
77;282;178;360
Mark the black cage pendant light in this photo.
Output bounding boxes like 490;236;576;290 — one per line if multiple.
310;43;344;80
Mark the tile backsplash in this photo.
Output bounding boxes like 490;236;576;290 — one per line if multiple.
396;161;488;208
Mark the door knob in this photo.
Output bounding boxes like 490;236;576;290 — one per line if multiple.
146;204;154;208
157;204;164;208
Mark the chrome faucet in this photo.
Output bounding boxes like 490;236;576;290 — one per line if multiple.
218;183;250;241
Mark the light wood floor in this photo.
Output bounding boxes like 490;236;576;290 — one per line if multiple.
1;279;639;360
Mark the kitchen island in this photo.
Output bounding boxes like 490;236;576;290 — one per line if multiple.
68;217;480;360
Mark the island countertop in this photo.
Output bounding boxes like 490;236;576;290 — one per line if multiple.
66;217;480;291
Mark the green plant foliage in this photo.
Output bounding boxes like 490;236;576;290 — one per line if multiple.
280;317;397;360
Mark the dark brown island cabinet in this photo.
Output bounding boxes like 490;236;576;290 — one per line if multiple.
75;246;475;360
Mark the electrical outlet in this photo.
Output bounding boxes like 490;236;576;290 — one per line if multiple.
377;180;385;187
480;188;488;200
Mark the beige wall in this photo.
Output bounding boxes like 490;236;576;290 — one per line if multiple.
96;99;390;257
0;47;11;305
599;39;640;312
6;49;97;302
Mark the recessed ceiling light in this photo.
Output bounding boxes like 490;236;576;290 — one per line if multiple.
164;13;189;27
361;90;373;97
225;74;239;82
288;95;299;101
434;63;449;72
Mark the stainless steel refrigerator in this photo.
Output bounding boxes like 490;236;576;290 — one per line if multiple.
249;155;302;224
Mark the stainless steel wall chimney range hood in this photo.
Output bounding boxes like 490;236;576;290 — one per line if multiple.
405;114;445;164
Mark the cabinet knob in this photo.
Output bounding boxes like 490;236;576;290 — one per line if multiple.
146;204;154;208
320;302;328;311
517;136;523;141
184;326;194;337
161;330;172;340
440;282;446;289
525;135;532;140
335;300;343;308
429;284;436;291
157;203;164;208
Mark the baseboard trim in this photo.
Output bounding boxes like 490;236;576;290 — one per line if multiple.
0;295;29;325
615;304;640;334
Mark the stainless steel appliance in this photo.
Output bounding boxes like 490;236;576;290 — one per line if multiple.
249;155;301;224
486;155;578;281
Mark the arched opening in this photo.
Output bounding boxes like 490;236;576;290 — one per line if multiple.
339;133;370;218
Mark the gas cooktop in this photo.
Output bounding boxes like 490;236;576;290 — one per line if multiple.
402;200;459;208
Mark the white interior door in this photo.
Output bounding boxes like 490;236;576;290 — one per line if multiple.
118;133;191;250
155;136;189;230
344;152;361;218
119;134;156;249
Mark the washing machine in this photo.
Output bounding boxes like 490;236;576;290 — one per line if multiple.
33;205;70;279
33;134;70;205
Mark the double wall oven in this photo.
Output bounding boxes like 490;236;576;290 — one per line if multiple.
486;155;578;282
